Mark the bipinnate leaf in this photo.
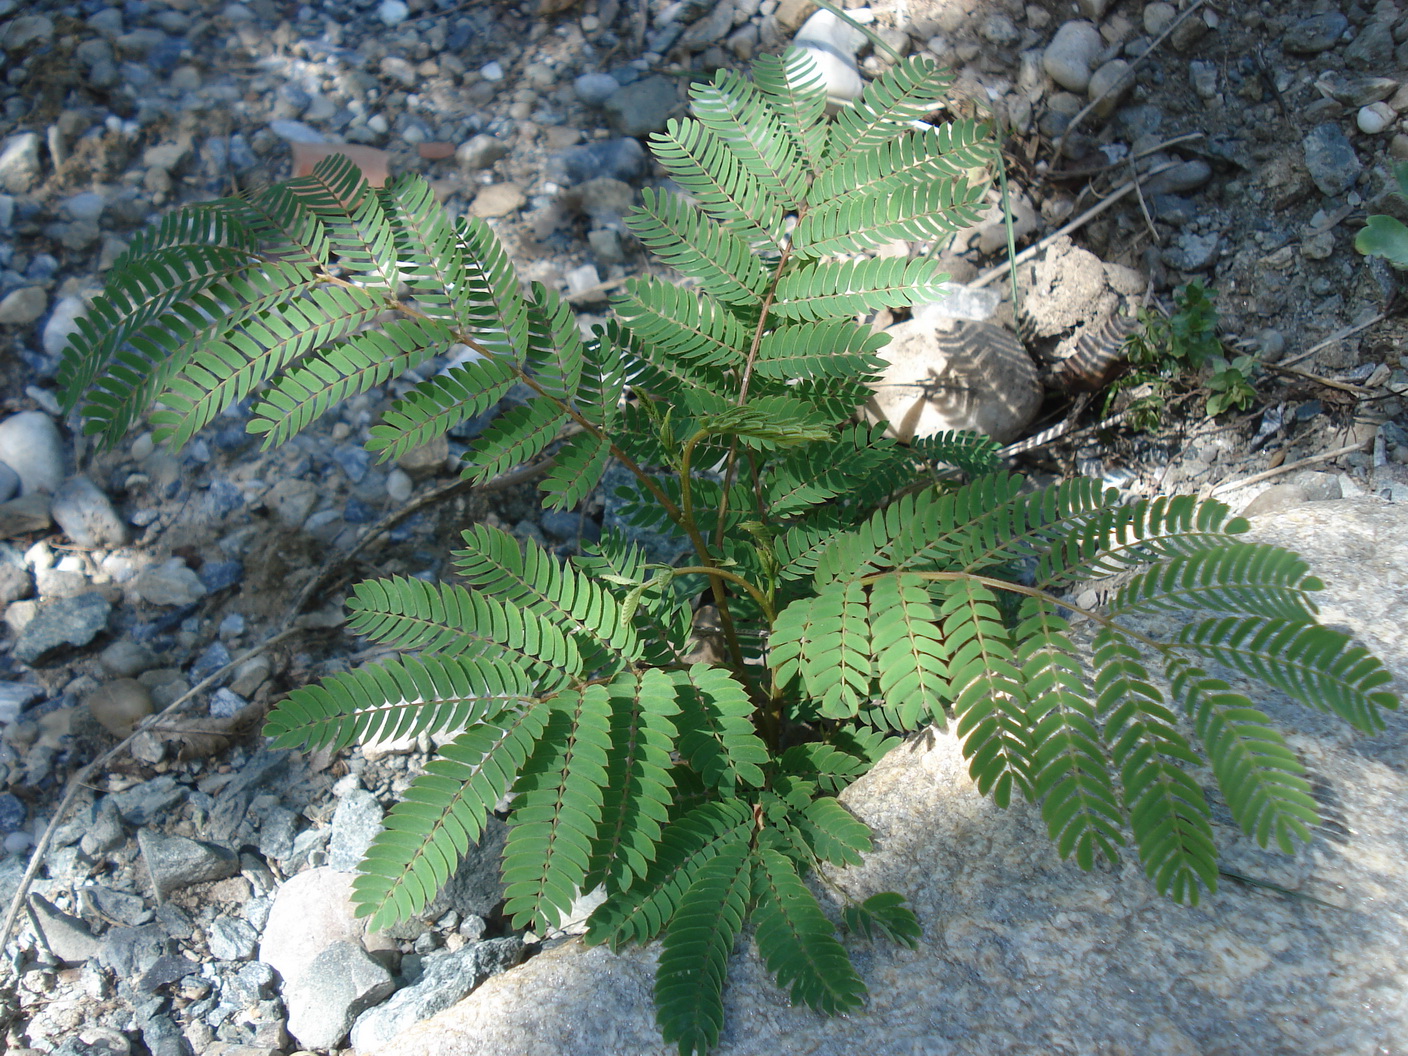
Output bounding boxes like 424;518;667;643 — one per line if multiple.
366;354;516;464
654;841;752;1056
591;669;681;890
502;686;613;931
1167;658;1318;854
353;705;549;930
1107;543;1319;621
841;892;921;948
264;655;537;752
538;430;612;513
751;848;867;1015
779;742;873;794
585;800;755;950
1094;630;1216;904
752;47;829;175
792;796;872;868
868;573;948;730
670;666;769;791
770;580;871;719
824;56;957;164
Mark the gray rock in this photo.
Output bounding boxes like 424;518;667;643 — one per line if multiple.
328;787;384;872
99;639;160;678
1303;123;1362;197
793;10;868;106
1141;158;1211;195
284;940;396;1050
257;805;299;862
1162;230;1220;271
604;76;680;136
455;134;509;171
979;13;1020;46
0;680;41;723
0;411;65;495
1345;20;1395;70
42;294;89;359
1283;12;1348;54
0;462;17;503
111;775;185;826
61;191;107;224
549;138;648;186
573;72;620;106
1043;20;1103;93
14;592;110;664
80;797;126;855
258;867;398;988
50;475;127;547
0;286;47;326
132;558;207;606
349;937;525;1051
1087;59;1133;116
208;916;260;961
29;893;102;965
98;923;170;979
1;14;53;50
138;830;240;899
77;885;151;928
0;133;41;193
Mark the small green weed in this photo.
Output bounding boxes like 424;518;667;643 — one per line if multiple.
1114;281;1256;423
1355;161;1408;270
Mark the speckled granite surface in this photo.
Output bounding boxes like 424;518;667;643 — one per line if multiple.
372;500;1408;1056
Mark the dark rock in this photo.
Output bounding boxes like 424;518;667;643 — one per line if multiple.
78;885;152;928
137;1008;192;1056
1345;20;1395;70
111;775;185;825
548;137;647;185
424;815;509;920
14;592;111;664
197;559;243;593
604;76;680;136
138;830;240;899
1162;231;1221;271
1282;12;1347;54
99;922;171;978
0;791;24;832
1303;123;1362;197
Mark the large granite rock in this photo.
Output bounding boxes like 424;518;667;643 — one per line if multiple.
374;499;1408;1056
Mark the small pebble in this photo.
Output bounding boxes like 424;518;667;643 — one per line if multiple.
1043;21;1103;93
1358;102;1396;134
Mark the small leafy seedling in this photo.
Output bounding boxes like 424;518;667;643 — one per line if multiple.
1355;160;1408;270
59;48;1397;1056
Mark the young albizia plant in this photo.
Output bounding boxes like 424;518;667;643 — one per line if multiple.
59;47;1397;1055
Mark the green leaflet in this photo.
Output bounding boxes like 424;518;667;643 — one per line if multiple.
868;573;948;731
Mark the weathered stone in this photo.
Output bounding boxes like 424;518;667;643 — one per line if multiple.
14;592;110;664
604;76;680;136
284;940;396;1049
132;559;207;607
50;475;127;547
327;788;384;872
258;867;397;988
87;678;155;738
29;894;102;965
1043;20;1102;93
137;830;239;899
0;411;65;495
1284;12;1348;54
0;286;47;326
1303;123;1363;197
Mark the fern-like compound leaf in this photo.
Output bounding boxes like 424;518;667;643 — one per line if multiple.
1107;543;1319;621
809;121;995;204
459;398;569;483
823;56;956;167
957;476;1120;573
522;283;586;403
383;173;474;328
670;665;769;791
654;841;752;1056
614;277;751;368
770;580;872;719
353;706;549;930
1175;617;1398;734
585;800;755;950
690;70;808;207
149;284;387;450
651;117;786;249
765;423;902;518
1167;658;1318;854
539;431;613;513
502;685;613;931
771;256;951;322
455;523;641;670
779;742;874;794
751;847;867;1015
625;189;767;306
753;320;887;382
942;578;1036;807
791;177;987;256
1093;629;1216;903
345;575;582;688
908;430;1003;476
249;315;455;446
590;669;682;891
752;47;829;176
263;654;537;752
841;891;922;948
868;573;949;730
292;154;402;290
456;215;531;362
792;796;872;868
366;354;517;464
1018;600;1125;869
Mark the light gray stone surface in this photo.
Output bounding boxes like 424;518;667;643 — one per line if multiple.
0;411;65;495
137;830;239;899
259;867;398;988
375;500;1408;1056
286;940;396;1049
